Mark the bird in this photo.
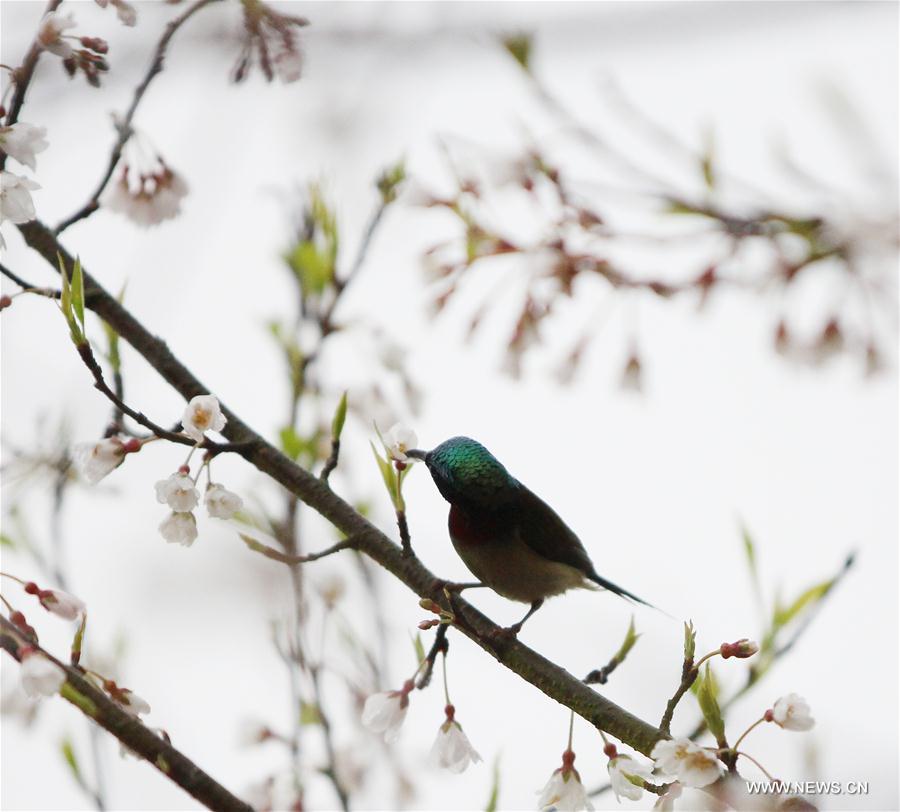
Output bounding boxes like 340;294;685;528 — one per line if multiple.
406;436;653;634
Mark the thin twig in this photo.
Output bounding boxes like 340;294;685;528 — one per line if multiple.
659;657;697;736
0;616;252;812
73;340;254;457
396;509;412;557
240;534;356;565
320;438;340;482
55;0;223;233
1;0;63;144
308;659;350;812
415;623;449;690
0;261;61;298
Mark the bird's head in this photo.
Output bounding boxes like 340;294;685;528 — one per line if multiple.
407;436;519;510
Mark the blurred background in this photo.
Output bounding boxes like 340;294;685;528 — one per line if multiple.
1;1;897;810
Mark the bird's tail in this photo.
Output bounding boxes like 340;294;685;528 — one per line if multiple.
587;571;657;610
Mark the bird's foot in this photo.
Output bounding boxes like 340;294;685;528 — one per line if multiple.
490;623;522;641
429;579;483;596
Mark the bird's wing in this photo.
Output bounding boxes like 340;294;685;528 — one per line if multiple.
513;483;597;576
514;483;654;607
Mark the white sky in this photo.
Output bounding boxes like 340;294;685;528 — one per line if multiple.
1;2;898;811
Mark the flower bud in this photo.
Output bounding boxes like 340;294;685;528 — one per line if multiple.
720;638;759;659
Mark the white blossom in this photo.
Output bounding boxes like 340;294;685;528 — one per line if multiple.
205;483;243;519
37;11;77;57
385;423;417;463
117;689;151;716
537;768;593;811
429;718;482;773
37;589;86;621
771;693;815;731
112;0;137;26
0;123;49;171
20;649;66;698
237;719;271;746
155;472;200;512
1;171;40;224
73;438;125;484
181;394;227;442
608;755;654;802
361;688;410;743
652;782;682;812
103;165;188;227
651;738;724;788
159;511;198;547
333;745;368;795
274;49;303;83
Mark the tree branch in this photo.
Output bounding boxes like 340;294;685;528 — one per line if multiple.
16;217;667;757
54;0;223;234
0;615;252;812
1;0;63;147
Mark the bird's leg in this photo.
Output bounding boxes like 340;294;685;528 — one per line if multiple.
443;581;486;593
437;581;486;623
496;598;545;638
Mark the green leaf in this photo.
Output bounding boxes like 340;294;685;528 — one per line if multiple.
696;663;726;746
0;533;15;548
331;391;348;441
71;613;87;667
71;256;85;331
773;578;834;629
57;253;84;345
300;701;321;725
280;426;304;461
683;621;696;662
412;632;426;666
377;160;407;204
613;615;640;663
286;241;332;296
501;33;532;71
485;757;501;812
60;737;82;783
370;441;398;506
740;523;757;579
700;128;715;190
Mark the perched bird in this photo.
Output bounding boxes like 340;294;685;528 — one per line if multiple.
407;436;652;634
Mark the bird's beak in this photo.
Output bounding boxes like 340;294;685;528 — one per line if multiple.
406;449;427;461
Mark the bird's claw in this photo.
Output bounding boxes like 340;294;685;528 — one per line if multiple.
490;624;521;641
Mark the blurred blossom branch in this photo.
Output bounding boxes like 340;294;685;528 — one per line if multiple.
55;0;224;234
416;34;899;384
0;616;253;812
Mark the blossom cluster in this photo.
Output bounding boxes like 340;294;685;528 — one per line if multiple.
74;395;242;548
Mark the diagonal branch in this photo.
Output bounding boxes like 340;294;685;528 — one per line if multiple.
0;615;252;812
16;217;666;756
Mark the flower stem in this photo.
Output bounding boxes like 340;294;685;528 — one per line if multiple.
0;572;26;585
441;648;451;706
733;716;765;751
693;649;720;670
566;708;575;752
737;750;778;782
